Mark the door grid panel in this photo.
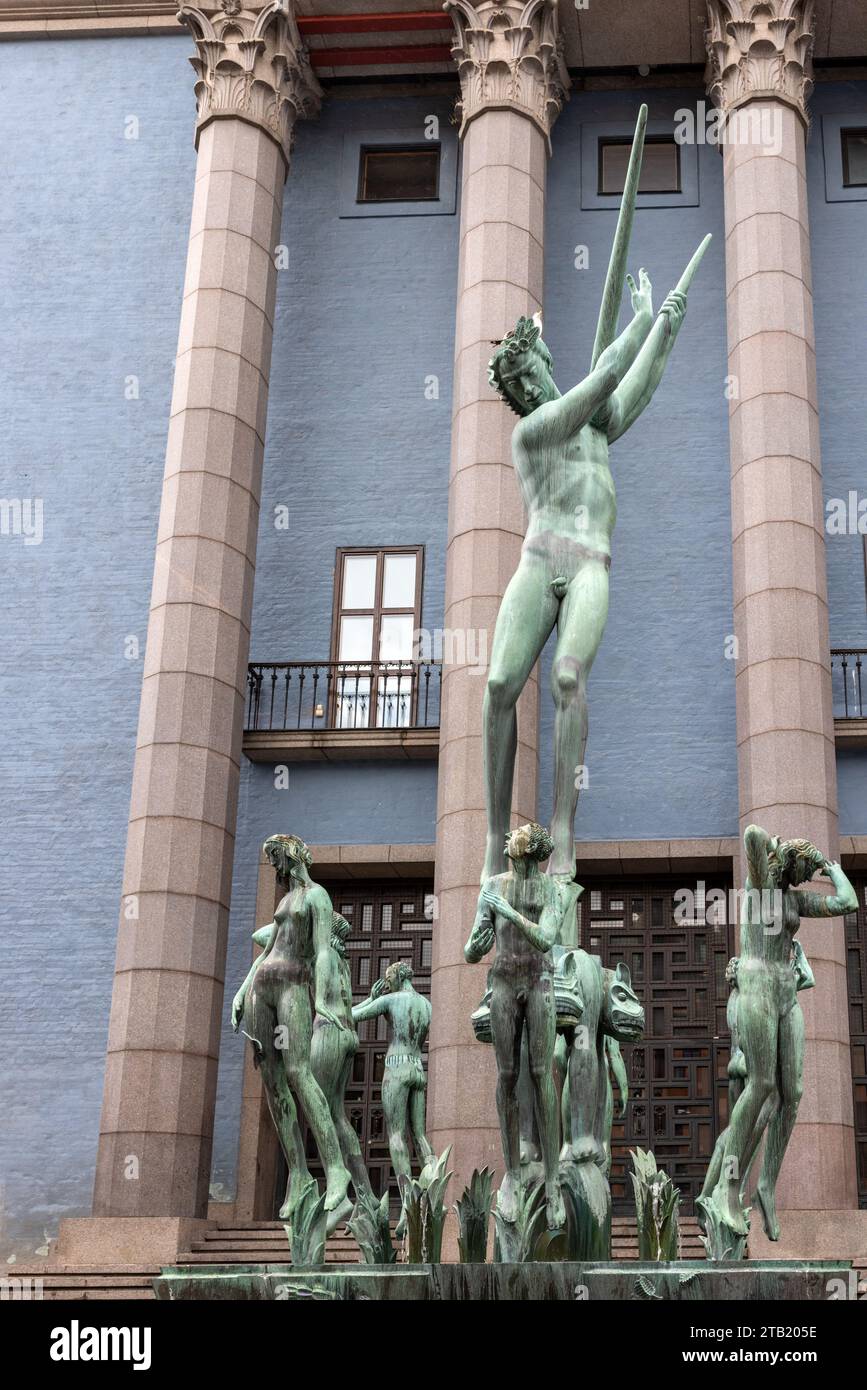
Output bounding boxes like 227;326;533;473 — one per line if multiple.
579;876;735;1213
846;878;867;1208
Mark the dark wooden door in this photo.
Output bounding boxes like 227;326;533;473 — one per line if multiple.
845;877;867;1208
273;877;433;1216
577;876;735;1213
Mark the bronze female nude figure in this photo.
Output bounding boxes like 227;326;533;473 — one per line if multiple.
697;824;857;1254
230;834;351;1230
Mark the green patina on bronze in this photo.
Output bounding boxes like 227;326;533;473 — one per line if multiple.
352;959;435;1239
555;951;643;1259
454;1167;495;1263
697;824;858;1259
402;1148;452;1264
154;1260;855;1302
630;1148;680;1262
230;834;351;1253
466;822;570;1231
467;821;645;1253
311;908;392;1255
481;104;711;882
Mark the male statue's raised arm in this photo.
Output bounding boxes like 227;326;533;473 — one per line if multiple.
530;273;654;443
604;288;686;443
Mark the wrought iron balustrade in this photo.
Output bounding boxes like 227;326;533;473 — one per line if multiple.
246;660;442;732
831;648;866;719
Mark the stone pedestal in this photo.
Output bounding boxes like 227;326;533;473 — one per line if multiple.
153;1258;853;1301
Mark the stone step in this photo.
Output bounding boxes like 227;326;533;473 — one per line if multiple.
176;1216;707;1264
40;1289;157;1301
6;1267;159;1301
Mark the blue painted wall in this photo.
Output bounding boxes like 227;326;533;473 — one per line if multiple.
810;82;867;650
0;35;194;1254
838;750;867;834
808;82;867;836
539;89;736;840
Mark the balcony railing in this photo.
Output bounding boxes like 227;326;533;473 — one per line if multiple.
831;648;866;719
246;660;442;733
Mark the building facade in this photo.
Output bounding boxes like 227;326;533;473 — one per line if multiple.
1;0;866;1263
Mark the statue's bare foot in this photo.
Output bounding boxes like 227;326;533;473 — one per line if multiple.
498;1172;521;1224
520;1139;541;1165
279;1174;315;1224
325;1194;353;1236
324;1165;351;1213
545;1181;566;1231
756;1182;780;1241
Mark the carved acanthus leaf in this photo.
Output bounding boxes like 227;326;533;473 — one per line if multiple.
444;0;569;146
177;0;321;163
705;0;814;124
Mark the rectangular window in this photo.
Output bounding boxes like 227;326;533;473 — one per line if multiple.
598;136;681;196
842;128;867;188
331;546;423;728
358;146;440;204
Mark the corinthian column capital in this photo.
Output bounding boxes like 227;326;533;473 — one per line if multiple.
705;0;815;125
177;0;322;166
444;0;569;148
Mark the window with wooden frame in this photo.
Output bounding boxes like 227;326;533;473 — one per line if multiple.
330;547;424;729
597;135;681;196
842;127;867;188
357;145;441;203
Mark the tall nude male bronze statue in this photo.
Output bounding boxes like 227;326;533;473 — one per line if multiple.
465;822;568;1230
697;825;857;1256
231;834;352;1232
482;106;711;879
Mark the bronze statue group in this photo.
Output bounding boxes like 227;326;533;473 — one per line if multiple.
232;108;858;1263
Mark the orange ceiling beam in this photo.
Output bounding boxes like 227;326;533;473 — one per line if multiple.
299;12;453;34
